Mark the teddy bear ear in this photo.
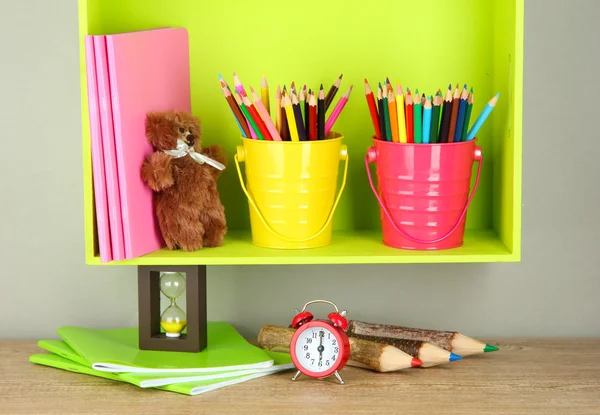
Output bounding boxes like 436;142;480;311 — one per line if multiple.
145;112;177;147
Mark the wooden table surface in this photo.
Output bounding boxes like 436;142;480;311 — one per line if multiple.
1;339;599;414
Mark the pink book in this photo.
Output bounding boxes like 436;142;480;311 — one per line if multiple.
93;36;126;261
84;37;112;263
106;28;191;259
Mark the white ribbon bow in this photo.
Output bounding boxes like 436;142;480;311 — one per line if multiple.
163;139;226;171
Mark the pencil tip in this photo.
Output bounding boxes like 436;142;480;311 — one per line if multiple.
378;82;382;88
411;358;423;368
449;353;462;362
320;83;324;89
470;87;474;93
463;84;467;89
218;74;223;80
495;92;500;98
339;74;343;79
364;78;368;83
448;84;452;90
484;344;499;352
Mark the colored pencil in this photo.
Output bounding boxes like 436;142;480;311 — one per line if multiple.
405;89;414;143
292;91;308;141
325;85;352;136
261;75;270;115
318;85;325;140
299;86;306;130
324;73;343;112
242;94;270;140
347;320;499;357
381;84;392;142
453;85;468;142
388;90;399;143
233;72;247;96
447;84;461;143
413;89;422;143
304;87;310;135
233;91;259;139
251;87;281;141
396;82;407;143
466;92;499;141
377;86;387;141
364;79;382;140
438;85;453;143
309;92;317;141
275;85;282;134
348;333;462;367
280;91;290;141
219;78;251;138
422;96;432;144
430;92;442;143
283;94;299;141
461;88;474;141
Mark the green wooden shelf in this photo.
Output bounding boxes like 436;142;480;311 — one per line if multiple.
79;0;523;265
84;229;515;265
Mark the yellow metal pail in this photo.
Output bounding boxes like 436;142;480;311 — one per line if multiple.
234;133;348;249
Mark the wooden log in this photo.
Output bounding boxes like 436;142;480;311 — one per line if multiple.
257;324;422;372
347;320;498;357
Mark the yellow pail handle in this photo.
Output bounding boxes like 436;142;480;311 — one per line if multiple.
234;146;349;243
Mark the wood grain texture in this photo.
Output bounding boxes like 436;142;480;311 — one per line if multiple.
1;339;600;415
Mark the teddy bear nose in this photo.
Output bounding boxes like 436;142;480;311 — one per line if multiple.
186;135;194;145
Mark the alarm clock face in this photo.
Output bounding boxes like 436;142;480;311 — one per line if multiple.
292;322;345;377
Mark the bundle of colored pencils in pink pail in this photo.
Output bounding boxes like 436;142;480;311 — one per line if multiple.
219;73;352;141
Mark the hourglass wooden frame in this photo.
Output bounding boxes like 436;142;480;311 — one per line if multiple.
137;265;207;352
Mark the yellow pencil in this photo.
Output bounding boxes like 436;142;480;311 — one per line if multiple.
388;90;399;143
275;85;282;134
283;94;299;141
396;82;407;143
261;75;270;115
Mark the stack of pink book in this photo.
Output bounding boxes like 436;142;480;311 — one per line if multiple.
84;28;191;262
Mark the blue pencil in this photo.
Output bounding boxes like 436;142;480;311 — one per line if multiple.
453;85;468;142
466;93;500;141
422;96;432;144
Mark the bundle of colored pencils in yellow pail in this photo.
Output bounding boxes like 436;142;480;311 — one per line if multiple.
219;73;352;142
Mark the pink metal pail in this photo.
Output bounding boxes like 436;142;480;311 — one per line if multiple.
365;139;482;250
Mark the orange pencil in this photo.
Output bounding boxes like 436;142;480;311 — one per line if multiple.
388;90;399;142
405;89;414;143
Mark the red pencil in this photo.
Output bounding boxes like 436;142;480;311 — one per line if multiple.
364;78;381;140
242;94;272;140
309;92;317;141
405;89;414;143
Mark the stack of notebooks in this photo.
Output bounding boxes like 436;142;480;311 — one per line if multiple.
85;27;191;262
30;322;294;396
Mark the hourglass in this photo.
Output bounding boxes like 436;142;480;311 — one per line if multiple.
160;272;187;338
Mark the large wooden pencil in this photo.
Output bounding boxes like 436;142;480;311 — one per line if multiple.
461;88;474;141
382;84;392;142
280;91;290;141
325;85;352;136
466;92;499;141
257;324;422;372
242;94;270;140
447;84;461;143
261;75;270;115
377;86;387;141
348;333;462;367
291;92;308;141
364;79;382;140
304;87;310;135
308;92;317;141
318;85;325;140
251;87;281;141
438;85;453;143
430;92;442;143
324;73;343;111
405;89;414;143
347;320;499;357
299;86;307;131
453;85;468;142
283;94;299;141
388;90;399;142
219;79;251;138
422;96;432;144
233;91;259;140
396;82;407;143
413;89;422;143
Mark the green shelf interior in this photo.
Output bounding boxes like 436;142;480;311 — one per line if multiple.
79;0;523;265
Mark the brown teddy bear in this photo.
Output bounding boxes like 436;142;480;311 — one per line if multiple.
141;111;227;251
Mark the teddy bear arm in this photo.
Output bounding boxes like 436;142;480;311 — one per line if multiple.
141;152;175;192
201;144;228;167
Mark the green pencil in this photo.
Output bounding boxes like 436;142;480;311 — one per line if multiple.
413;89;422;143
382;83;392;141
234;91;264;140
430;92;442;143
461;88;474;141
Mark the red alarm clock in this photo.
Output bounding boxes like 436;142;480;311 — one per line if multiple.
289;300;351;384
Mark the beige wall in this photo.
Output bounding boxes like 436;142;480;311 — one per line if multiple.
1;0;599;340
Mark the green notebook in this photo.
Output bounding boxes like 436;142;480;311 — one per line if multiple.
57;322;273;373
30;351;293;396
36;339;294;388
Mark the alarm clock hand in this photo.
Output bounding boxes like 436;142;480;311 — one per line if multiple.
318;331;324;362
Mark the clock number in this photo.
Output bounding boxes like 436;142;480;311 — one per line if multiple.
334;347;339;353
326;360;330;366
332;339;337;345
306;353;310;359
332;355;336;361
303;345;308;351
312;332;318;338
311;359;315;365
318;361;322;367
306;338;312;344
328;333;331;339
